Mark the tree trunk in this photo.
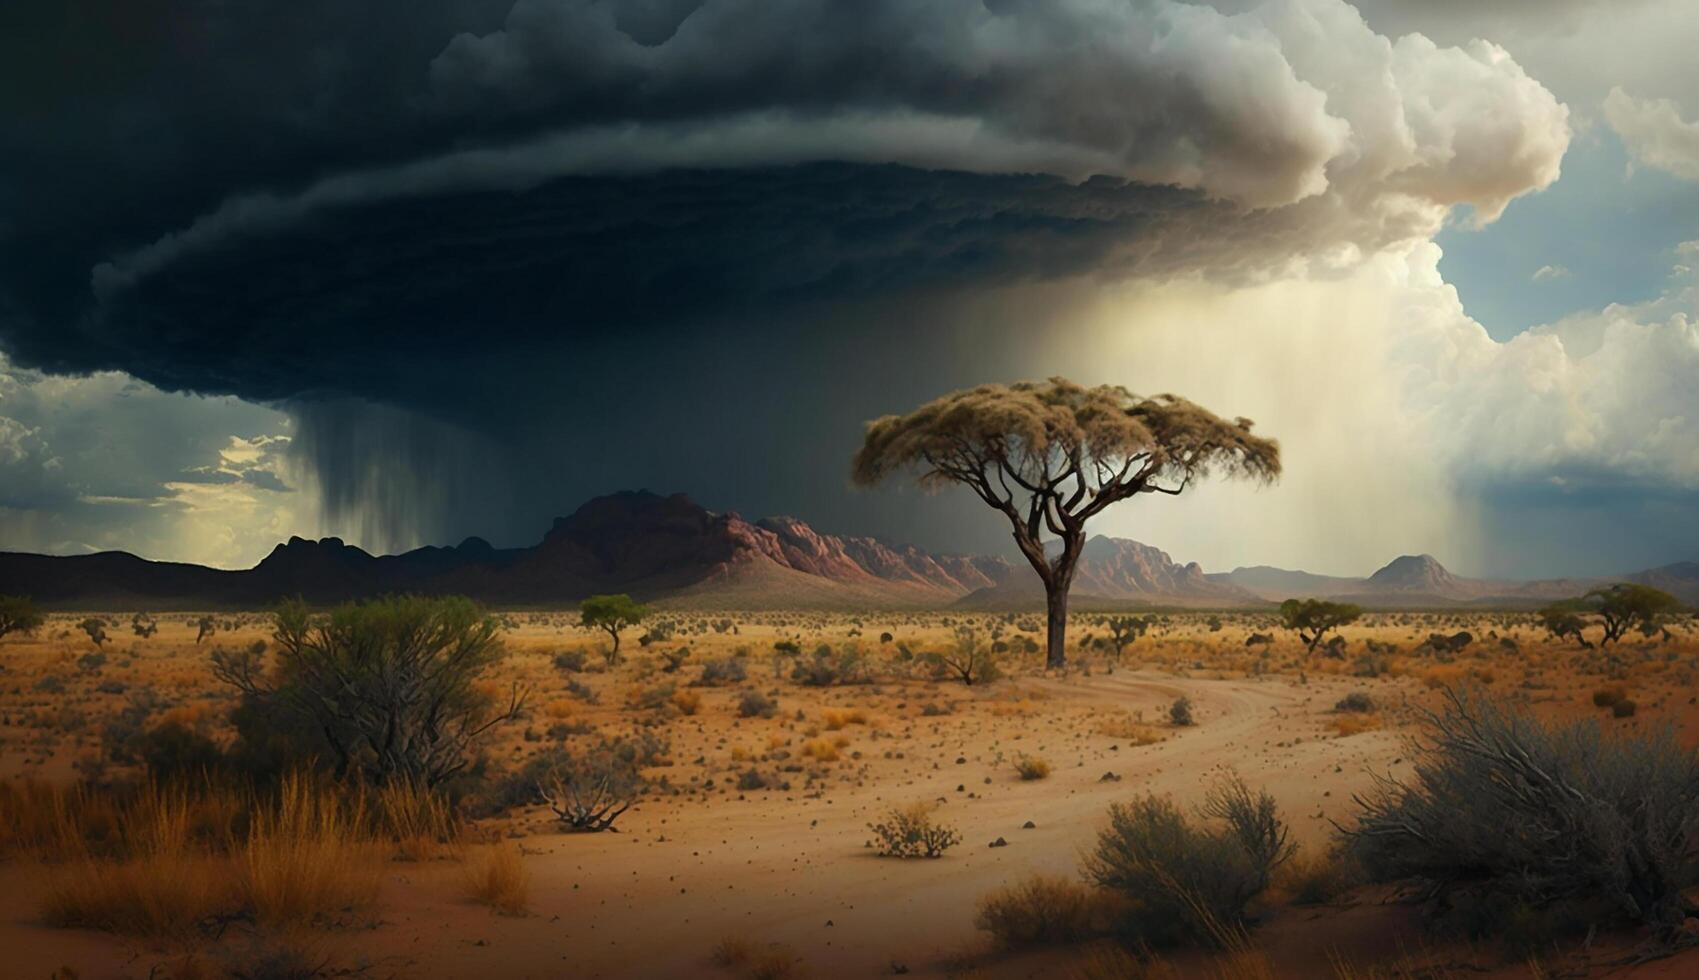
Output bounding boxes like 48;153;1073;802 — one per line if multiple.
1044;583;1069;670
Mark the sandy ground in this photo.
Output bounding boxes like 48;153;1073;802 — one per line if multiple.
3;610;1698;979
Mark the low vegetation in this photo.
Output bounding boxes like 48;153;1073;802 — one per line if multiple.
1083;776;1293;948
975;874;1118;947
1346;685;1699;942
867;802;960;858
465;840;530;915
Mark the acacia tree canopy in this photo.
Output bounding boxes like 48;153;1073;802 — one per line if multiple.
853;378;1279;669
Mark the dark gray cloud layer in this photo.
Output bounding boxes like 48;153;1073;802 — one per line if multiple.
0;0;1575;556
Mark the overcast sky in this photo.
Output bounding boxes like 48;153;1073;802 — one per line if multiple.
2;0;1697;578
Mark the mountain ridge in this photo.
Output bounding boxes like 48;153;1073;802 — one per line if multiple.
2;492;1693;609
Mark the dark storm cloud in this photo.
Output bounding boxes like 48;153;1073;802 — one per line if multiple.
0;0;1572;552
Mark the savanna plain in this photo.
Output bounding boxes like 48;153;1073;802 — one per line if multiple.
3;605;1698;980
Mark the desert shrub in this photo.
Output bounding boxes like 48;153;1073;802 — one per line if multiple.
212;595;525;788
1169;696;1194;727
658;646;691;672
221;690;334;786
79;617;109;647
1014;754;1052;780
710;936;757;968
735;768;773;791
1350;651;1390;678
135;720;228;782
670;688;703;715
1334;692;1376;713
736;689;777;719
552;649;589;673
0;594;44;641
698;657;748;686
465;841;529;915
790;644;867;687
975;874;1117;947
1329;713;1382;737
1612;698;1638;718
924;627;1002;685
626;681;677;712
1345;685;1699;940
1591;686;1626;707
1082;776;1292;948
867;802;960;858
538;738;646;832
1273;847;1360;906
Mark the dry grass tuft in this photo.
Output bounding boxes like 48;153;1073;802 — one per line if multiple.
465;840;530;915
800;736;847;762
35;774;386;937
710;935;758;967
1328;713;1382;737
1014;754;1053;780
375;778;462;861
819;707;867;730
240;775;383;928
746;947;804;980
1098;715;1167;745
671;688;704;715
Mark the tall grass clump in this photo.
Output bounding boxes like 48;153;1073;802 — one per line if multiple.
465;840;530;915
1345;685;1699;942
32;774;392;938
239;774;383;928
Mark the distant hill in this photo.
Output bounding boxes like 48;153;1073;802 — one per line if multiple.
2;492;1692;610
1212;553;1699;608
956;536;1259;610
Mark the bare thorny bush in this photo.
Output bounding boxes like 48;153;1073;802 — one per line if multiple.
1345;685;1699;945
212;595;527;788
537;739;646;833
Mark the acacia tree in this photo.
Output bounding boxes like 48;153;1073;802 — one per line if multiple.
580;593;648;664
853;379;1279;669
0;595;44;643
1278;599;1363;657
1580;583;1681;646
